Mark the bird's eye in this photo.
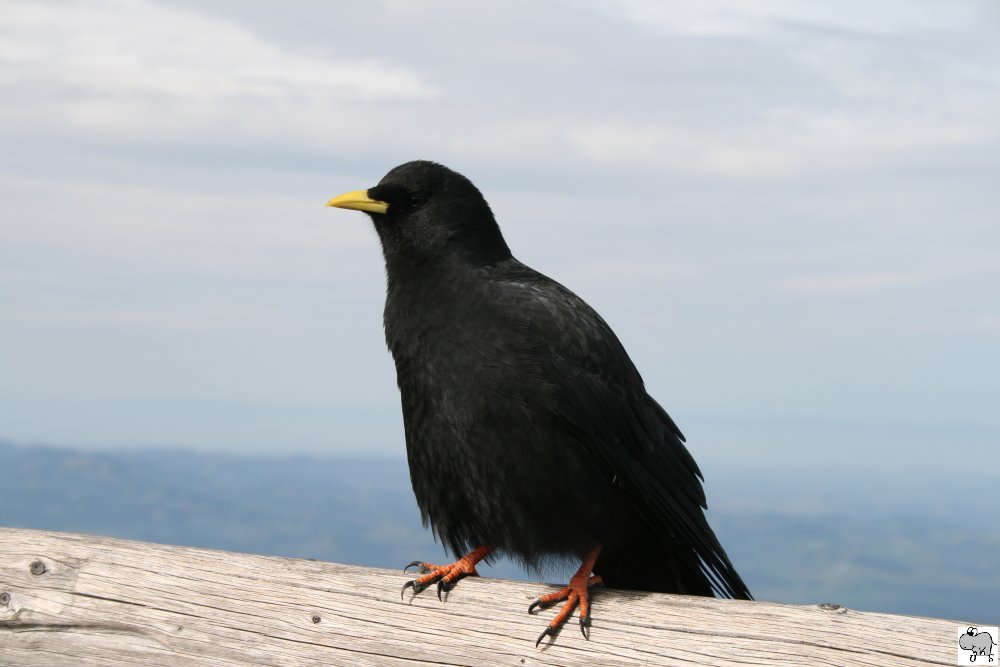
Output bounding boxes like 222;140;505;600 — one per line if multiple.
369;185;426;212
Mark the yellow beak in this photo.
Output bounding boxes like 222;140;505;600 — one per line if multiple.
325;189;389;214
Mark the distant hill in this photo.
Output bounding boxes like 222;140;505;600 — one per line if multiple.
0;439;995;623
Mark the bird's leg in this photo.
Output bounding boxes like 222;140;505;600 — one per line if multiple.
401;545;493;602
529;546;603;646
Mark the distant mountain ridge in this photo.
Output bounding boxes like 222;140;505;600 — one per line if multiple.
0;439;995;623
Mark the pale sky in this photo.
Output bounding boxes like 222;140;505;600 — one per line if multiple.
1;0;997;475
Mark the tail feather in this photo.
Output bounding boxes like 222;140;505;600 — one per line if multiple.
594;533;750;599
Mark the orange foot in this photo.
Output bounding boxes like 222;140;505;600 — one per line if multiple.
401;545;492;602
528;547;603;646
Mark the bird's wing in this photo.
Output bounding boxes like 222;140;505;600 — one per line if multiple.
492;262;750;599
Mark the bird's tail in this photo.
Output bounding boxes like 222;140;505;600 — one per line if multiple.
594;533;713;596
594;531;751;599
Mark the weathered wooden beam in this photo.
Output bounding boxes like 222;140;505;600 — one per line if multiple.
0;527;965;665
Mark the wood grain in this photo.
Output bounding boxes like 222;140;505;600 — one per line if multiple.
0;528;969;665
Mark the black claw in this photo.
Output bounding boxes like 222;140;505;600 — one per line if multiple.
535;625;557;648
438;573;468;601
400;579;428;602
580;615;591;640
403;560;423;573
528;598;548;614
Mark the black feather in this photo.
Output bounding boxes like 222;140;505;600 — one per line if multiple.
353;160;750;600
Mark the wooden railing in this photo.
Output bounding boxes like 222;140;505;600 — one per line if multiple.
0;528;965;665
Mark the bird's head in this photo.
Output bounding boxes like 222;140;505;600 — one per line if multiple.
327;160;511;269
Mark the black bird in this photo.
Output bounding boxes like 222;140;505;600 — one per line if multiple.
326;161;751;646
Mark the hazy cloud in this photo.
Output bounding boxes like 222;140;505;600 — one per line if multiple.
781;271;924;292
0;0;996;457
0;0;435;160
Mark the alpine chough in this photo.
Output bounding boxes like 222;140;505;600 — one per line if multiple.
327;161;751;646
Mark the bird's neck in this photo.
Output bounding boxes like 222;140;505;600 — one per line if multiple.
383;252;486;305
382;253;510;356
